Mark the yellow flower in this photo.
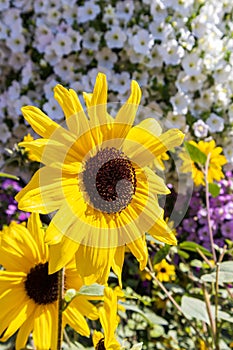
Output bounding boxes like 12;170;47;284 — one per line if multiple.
151;151;169;171
16;72;184;285
21;133;40;162
93;287;121;350
0;213;98;350
179;140;227;186
154;259;176;282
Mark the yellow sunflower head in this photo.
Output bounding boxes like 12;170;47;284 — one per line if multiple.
154;259;176;282
179;139;227;186
15;72;184;284
0;213;98;349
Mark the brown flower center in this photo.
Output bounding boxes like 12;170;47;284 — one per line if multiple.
82;147;136;214
24;262;59;305
95;338;105;350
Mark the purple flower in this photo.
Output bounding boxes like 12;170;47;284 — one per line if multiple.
222;221;233;239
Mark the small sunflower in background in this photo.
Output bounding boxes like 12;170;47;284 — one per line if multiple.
20;133;40;162
16;72;184;286
0;213;98;350
179;139;227;186
154;259;176;283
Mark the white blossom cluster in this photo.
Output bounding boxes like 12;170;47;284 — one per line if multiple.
0;0;233;166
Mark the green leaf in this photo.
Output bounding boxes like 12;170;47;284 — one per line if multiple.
153;244;170;265
184;141;207;165
201;262;233;285
120;303;168;326
182;296;233;326
208;183;221;197
179;241;212;257
181;296;210;324
76;283;104;297
177;248;190;259
0;172;19;180
149;324;164;338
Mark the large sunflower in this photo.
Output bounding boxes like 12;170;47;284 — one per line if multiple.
0;214;98;350
16;73;184;285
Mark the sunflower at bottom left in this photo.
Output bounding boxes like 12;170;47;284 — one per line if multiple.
0;213;98;350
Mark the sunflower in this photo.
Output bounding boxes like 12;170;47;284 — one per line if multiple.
179;140;227;186
0;213;98;350
93;287;121;350
154;259;176;282
16;72;184;285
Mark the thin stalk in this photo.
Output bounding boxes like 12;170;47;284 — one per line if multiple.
214;263;220;350
57;268;65;350
204;153;217;263
145;266;208;345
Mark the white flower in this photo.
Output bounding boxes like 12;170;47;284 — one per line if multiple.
82;28;100;51
150;0;167;21
50;32;73;57
46;7;62;25
224;144;233;163
131;29;153;55
65;27;82;52
0;0;10;11
0;21;8;39
43;99;64;121
7;33;26;53
192;119;209;138
116;0;134;22
170;91;190;115
206;113;224;133
149;21;173;41
111;72;131;94
144;45;163;68
96;47;117;70
105;26;127;49
158;39;184;65
165;111;186;129
44;77;60;99
181;51;202;75
78;0;100;23
34;24;54;53
0;123;11;143
53;58;75;82
176;71;205;93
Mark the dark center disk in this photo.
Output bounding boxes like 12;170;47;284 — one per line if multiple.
82;147;136;214
24;262;59;305
95;338;105;350
160;268;167;273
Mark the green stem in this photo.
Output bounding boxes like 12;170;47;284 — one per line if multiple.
57;268;64;350
204;153;217;263
0;172;19;180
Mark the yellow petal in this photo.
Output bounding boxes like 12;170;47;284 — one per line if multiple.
123;124;184;167
114;80;141;139
112;246;125;288
33;305;57;350
48;237;80;274
54;84;85;135
63;305;90;337
0;223;42;269
0;299;36;341
21;106;59;139
148;213;177;246
16;311;35;350
75;245;116;285
16;167;79;214
27;213;48;261
126;236;148;271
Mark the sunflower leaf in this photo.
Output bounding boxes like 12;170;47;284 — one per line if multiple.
179;241;212;257
76;283;104;297
153;244;170;265
184;141;207;165
208;183;221;197
201;261;233;285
